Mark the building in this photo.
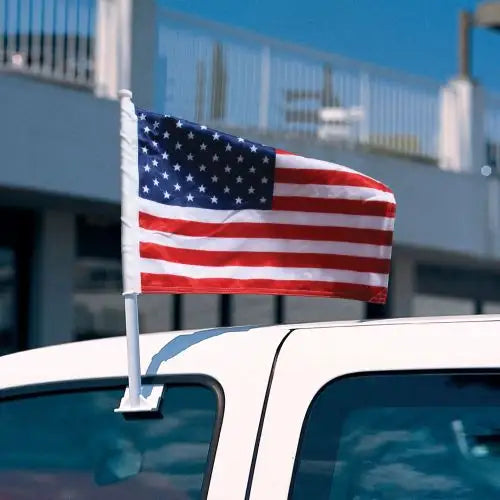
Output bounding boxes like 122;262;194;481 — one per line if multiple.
2;0;500;355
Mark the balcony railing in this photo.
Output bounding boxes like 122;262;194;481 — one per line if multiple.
0;0;96;87
156;8;441;162
4;2;500;172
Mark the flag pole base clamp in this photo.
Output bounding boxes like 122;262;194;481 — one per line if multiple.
114;384;164;413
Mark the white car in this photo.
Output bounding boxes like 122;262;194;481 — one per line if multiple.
2;314;500;499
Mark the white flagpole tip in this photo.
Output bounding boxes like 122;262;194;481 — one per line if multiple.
119;89;133;99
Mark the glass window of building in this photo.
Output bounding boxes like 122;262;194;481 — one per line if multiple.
0;208;34;355
74;215;173;340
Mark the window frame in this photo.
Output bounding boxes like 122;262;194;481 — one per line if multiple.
287;368;500;500
0;373;225;500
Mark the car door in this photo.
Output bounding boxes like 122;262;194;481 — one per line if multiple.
247;319;500;499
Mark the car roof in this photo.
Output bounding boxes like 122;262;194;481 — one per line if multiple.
2;314;500;391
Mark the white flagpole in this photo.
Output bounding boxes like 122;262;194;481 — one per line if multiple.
123;291;142;408
115;89;158;413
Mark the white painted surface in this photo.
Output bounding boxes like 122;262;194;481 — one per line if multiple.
95;0;118;98
248;315;500;499
0;324;291;500
4;315;500;498
439;78;485;173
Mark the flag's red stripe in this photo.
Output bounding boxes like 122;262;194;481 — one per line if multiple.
275;167;392;193
276;148;295;155
140;273;387;303
139;242;391;274
139;212;394;245
272;197;396;217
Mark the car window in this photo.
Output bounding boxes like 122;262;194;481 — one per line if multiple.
289;373;500;500
0;381;219;499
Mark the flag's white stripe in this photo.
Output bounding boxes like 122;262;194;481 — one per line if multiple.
138;198;395;231
276;153;375;179
139;228;393;259
139;258;389;287
273;183;396;203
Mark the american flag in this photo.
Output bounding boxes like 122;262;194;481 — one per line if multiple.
121;105;396;303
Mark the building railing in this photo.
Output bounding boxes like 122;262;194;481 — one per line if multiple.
156;8;441;162
0;0;131;98
0;0;96;87
4;2;500;172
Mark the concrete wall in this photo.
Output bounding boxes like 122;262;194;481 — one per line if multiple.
0;74;496;263
0;74;120;204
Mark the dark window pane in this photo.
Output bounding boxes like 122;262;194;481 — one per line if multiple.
0;247;16;355
290;373;500;500
74;216;172;339
0;383;218;499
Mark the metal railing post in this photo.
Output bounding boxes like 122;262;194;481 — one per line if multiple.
259;45;271;131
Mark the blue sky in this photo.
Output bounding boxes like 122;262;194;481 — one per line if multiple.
160;0;500;92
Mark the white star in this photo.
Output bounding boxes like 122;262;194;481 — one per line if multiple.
200;143;207;151
142;185;149;194
224;186;230;193
174;183;181;191
213;132;220;141
211;175;218;183
198;185;206;193
173;163;181;171
186;174;194;182
187;153;194;161
144;126;150;134
162;171;169;179
237;137;244;143
152;140;158;148
235;197;242;204
236;176;243;183
261;176;268;184
201;125;208;130
263;156;269;164
153;121;159;129
139;113;146;120
162;152;168;160
248;186;255;194
250;144;258;153
225;143;232;152
187;131;195;139
224;165;231;173
164;190;170;199
212;154;219;162
143;164;150;172
141;146;148;154
164;114;170;118
237;155;244;163
199;164;207;171
163;131;170;139
187;193;194;202
260;196;267;203
249;166;256;173
175;142;182;150
210;195;218;204
176;120;183;128
152;159;158;167
153;178;159;186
